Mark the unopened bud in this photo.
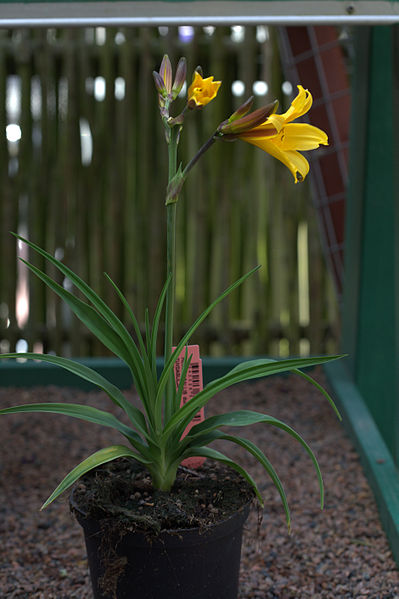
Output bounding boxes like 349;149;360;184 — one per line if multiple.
219;100;279;135
153;70;166;96
228;96;254;123
159;54;172;94
172;57;187;99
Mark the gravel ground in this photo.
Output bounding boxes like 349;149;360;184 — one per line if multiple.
0;368;398;598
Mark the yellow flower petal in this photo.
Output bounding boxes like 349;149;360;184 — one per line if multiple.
237;87;313;137
279;85;313;123
278;123;329;151
243;135;310;183
188;71;221;107
223;82;327;182
263;113;285;133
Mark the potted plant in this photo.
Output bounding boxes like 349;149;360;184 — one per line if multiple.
0;55;342;599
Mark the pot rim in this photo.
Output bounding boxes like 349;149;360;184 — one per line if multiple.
70;485;252;543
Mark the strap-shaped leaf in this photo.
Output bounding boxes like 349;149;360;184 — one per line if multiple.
177;427;289;521
20;258;148;393
174;349;192;413
208;432;290;529
183;409;324;509
181;445;263;505
185;410;285;436
15;234;149;399
0;352;149;439
220;355;343;384
41;445;151;509
229;358;342;419
104;273;156;421
15;235;132;346
104;272;147;360
163;355;342;437
0;402;150;456
155;266;260;413
293;368;342;420
149;276;171;380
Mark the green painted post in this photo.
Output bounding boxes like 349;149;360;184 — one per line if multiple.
326;27;399;564
342;26;396;458
393;25;399;466
341;27;370;375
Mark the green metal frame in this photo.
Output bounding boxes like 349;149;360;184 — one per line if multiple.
393;23;399;487
342;26;396;457
325;360;399;565
1;0;399;27
336;24;399;567
0;356;252;390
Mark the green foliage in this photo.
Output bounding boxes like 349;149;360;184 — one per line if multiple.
0;57;344;531
0;235;343;529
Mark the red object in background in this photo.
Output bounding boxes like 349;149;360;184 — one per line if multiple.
173;344;206;468
279;26;351;296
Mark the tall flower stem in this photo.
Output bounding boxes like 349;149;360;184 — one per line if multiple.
164;125;179;424
183;133;216;177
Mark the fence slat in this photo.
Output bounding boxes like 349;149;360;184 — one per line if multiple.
0;26;340;357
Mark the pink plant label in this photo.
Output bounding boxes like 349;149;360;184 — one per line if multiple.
173;344;205;469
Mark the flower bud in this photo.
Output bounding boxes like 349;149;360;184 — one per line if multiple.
219;100;278;135
171;57;187;99
159;54;172;94
227;96;254;123
153;70;167;96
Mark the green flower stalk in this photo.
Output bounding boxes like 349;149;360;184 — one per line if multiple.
0;56;344;530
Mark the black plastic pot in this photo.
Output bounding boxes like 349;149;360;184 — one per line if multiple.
70;490;250;599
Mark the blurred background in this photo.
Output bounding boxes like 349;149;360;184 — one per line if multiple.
0;25;347;358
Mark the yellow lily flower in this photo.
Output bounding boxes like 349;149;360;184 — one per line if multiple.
232;86;328;183
188;71;221;108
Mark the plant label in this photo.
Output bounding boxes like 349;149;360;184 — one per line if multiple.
173;344;205;468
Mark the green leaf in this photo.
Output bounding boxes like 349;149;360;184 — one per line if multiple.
181;409;324;508
0;402;150;456
293;368;342;420
224;356;342;382
149;276;171;379
156;266;260;413
14;234;149;401
104;272;148;360
0;352;149;439
213;432;290;529
104;273;156;421
181;445;262;505
21;258;134;365
164;355;342;438
229;358;342;419
179;428;290;523
41;445;151;509
174;349;193;412
144;308;151;352
186;410;286;435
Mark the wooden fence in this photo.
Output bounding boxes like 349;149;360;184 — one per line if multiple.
0;26;340;358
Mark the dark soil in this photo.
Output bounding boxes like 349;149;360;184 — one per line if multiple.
1;368;398;598
72;460;254;533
